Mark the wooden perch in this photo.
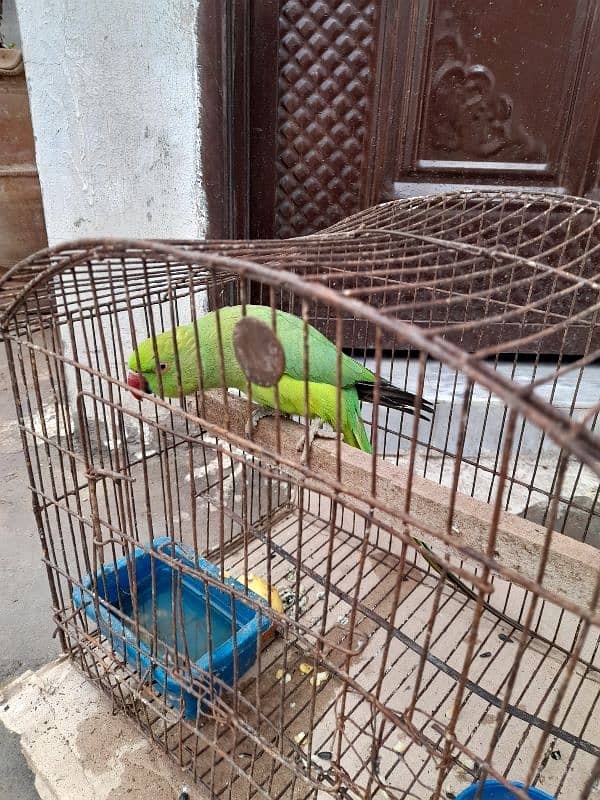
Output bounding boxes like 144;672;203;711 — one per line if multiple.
191;391;600;611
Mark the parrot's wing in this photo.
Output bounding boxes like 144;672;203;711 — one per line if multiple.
267;308;373;388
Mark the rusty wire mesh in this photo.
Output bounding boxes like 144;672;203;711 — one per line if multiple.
0;191;599;799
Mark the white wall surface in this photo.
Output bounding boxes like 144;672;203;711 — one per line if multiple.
1;0;22;47
15;0;206;244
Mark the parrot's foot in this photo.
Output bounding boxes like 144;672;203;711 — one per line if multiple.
296;418;337;464
245;406;276;438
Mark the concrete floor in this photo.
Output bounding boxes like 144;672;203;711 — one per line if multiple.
0;344;58;800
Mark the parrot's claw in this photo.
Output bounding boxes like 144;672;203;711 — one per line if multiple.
245;406;276;438
296;418;337;464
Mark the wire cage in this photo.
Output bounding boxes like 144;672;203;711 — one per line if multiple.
1;191;599;800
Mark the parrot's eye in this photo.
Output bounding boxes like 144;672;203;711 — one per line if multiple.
159;362;168;372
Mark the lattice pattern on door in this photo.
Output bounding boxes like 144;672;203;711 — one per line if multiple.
275;0;378;238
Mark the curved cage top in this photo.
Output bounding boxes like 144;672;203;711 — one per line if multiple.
1;190;599;356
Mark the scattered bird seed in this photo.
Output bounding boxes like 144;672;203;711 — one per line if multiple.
337;614;349;625
479;651;492;658
393;738;410;754
297;595;308;611
317;751;332;761
275;669;292;683
498;633;514;643
299;662;313;675
286;570;297;583
294;732;306;745
550;749;561;760
289;702;296;709
310;671;329;687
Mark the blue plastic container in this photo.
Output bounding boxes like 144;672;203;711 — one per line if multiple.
456;781;556;800
73;536;272;719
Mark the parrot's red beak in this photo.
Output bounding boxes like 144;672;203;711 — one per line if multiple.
127;372;149;400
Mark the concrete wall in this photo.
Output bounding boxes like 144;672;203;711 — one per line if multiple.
0;0;21;47
15;0;206;244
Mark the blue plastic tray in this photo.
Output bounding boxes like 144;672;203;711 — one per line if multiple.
73;536;272;719
457;780;556;799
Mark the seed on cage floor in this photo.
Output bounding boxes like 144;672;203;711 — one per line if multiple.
550;749;561;760
393;738;410;754
443;772;465;800
294;731;306;744
296;594;308;611
275;670;292;684
498;633;514;643
286;569;297;583
298;662;313;675
278;588;295;609
310;671;329;687
337;614;348;625
479;651;492;658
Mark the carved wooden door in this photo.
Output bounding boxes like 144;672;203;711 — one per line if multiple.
386;1;599;205
208;0;598;239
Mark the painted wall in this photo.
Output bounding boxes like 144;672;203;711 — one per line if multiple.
1;0;22;47
15;0;206;244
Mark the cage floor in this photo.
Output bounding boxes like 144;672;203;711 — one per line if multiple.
74;501;600;800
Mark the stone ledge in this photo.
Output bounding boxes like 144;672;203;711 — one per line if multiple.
0;658;202;800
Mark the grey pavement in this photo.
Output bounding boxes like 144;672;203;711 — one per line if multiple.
0;343;58;800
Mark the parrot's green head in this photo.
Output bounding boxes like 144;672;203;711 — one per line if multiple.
127;327;200;399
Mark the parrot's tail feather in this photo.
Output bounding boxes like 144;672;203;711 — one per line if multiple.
344;418;372;453
355;380;433;418
341;388;373;453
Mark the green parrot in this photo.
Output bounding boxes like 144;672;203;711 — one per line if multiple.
127;304;433;450
126;304;472;593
